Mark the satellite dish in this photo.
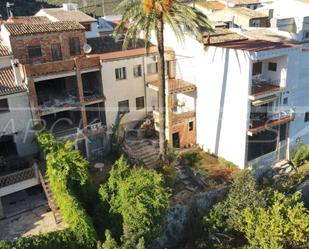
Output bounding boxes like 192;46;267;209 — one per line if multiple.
83;43;92;54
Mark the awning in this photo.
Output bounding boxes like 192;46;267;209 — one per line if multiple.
252;94;278;106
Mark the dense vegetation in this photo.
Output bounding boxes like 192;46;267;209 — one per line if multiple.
99;156;171;248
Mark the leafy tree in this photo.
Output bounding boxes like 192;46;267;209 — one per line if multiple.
205;170;266;233
239;191;309;249
115;0;211;160
100;156;171;246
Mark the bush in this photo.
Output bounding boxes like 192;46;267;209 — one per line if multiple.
291;144;309;167
239;191;309;249
179;151;202;167
99;156;170;246
0;229;91;249
36;131;97;248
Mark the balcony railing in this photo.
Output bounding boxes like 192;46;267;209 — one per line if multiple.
249;109;294;134
251;78;284;97
0;166;37;189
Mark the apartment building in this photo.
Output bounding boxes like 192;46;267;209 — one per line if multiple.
87;36;197;148
160;22;309;171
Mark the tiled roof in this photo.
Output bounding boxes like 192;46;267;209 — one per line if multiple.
0;67;27;96
209;39;299;52
7;16;51;24
230;7;268;18
204;29;247;44
225;0;260;4
38;8;96;23
0;42;10;57
4;21;85;36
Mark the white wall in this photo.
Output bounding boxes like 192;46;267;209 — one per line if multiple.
0;93;38;156
102;57;149;128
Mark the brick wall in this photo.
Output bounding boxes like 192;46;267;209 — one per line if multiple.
10;30;86;64
171;117;196;148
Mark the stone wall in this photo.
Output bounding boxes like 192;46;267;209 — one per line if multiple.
154;187;227;249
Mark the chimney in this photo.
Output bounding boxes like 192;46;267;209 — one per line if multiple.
62;3;78;11
11;59;23;85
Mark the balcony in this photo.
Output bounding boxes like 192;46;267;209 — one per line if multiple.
0;164;39;197
250;78;284;99
248;109;294;135
147;79;196;94
82;71;105;104
24;56;100;77
35;76;80;116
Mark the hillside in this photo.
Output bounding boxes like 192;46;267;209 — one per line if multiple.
0;0;121;19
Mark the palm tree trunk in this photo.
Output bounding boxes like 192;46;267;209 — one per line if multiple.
156;16;167;161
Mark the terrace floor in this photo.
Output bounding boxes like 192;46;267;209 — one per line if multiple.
251;82;281;96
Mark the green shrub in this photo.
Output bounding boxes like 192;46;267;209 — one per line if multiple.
179;151;202;167
0;229;91;249
218;157;238;168
99;156;170;246
36;131;97;248
291;144;309;167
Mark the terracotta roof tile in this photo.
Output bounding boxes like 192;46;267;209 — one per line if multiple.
0;67;27;96
7;16;51;24
0;42;10;57
4;21;85;36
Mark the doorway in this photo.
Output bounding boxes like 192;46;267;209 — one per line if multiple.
172;132;180;148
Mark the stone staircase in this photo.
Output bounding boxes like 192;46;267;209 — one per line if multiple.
38;171;63;224
122;137;160;169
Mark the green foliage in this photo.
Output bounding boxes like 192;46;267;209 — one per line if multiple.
205;170;265;233
239;191;309;249
0;229;91;249
218;157;238;169
36;131;97;248
99;156;170;246
291;144;309;167
100;230;120;249
179;151;202;167
276;172;305;194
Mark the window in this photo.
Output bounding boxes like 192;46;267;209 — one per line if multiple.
69;38;81;56
147;62;158;75
268;62;277;71
0;99;9;113
51;43;62;61
118;100;129;113
115;67;127;80
283;97;288;105
28;46;42;58
136;96;145;110
133;65;142;77
303;31;309;40
252;62;262;76
305;112;309;122
189;121;194;131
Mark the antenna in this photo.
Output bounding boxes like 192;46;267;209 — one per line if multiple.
83;43;92;54
6;2;14;18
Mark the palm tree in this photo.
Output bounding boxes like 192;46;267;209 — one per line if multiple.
114;0;212;160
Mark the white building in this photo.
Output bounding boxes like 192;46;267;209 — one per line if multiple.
161;24;309;171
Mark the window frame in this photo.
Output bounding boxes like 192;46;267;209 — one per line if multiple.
28;45;42;58
0;99;10;114
51;43;62;61
69;37;81;56
188;121;194;131
252;61;262;76
115;67;127;80
133;64;142;77
268;62;277;72
118;100;130;114
135;96;145;110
